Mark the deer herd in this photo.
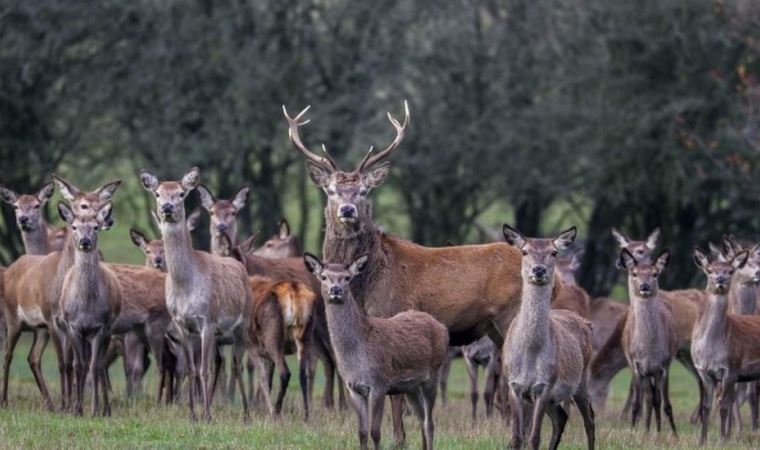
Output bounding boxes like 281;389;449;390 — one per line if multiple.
0;102;759;449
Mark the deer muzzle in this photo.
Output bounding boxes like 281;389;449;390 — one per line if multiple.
337;204;358;224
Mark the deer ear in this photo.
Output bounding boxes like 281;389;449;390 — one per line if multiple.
646;228;660;250
363;162;391;188
58;202;75;225
693;247;709;270
36;182;55;204
181;167;200;192
52;175;80;202
95;180;121;201
303;252;323;277
611;228;630;248
654;249;670;273
616;248;637;271
196;185;215;211
0;185;18;204
722;235;737;259
96;202;113;226
306;162;332;188
130;229;148;249
349;254;369;277
708;242;725;261
239;233;259;254
151;210;161;229
553;227;577;251
278;218;290;239
139;170;159;193
732;250;749;270
232;185;250;211
502;224;525;249
186;208;201;232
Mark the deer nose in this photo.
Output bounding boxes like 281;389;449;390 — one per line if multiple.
639;282;652;295
154;256;164;266
338;204;357;219
216;223;228;233
18;216;29;225
532;266;547;278
328;286;344;298
79;237;92;250
161;203;173;214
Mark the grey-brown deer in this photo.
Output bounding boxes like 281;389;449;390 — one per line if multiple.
0;182;57;255
139;167;251;422
502;225;595;450
305;253;448;450
253;218;302;259
618;248;678;434
283;102;586;443
57;201;121;416
691;246;760;443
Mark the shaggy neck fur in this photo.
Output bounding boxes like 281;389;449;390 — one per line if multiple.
69;246;101;304
730;274;758;315
697;290;729;343
162;218;197;285
629;280;664;346
322;204;388;308
512;277;553;351
210;221;237;256
21;218;49;255
325;293;368;367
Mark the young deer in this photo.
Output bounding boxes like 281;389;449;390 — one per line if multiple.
1;177;119;411
502;225;595;450
461;336;502;424
130;209;201;271
618;248;678;434
0;182;56;255
139;167;251;422
691;247;760;443
57;201;121;417
253;218;302;258
305;253;448;450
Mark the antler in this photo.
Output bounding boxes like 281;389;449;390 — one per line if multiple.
358;100;410;172
282;105;337;171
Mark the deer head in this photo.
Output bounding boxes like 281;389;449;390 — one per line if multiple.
556;249;584;285
139;167;200;225
503;225;577;286
304;252;368;304
253;218;301;258
58;201;113;253
712;236;760;285
130;229;167;270
617;248;670;298
611;227;660;265
694;246;749;295
0;182;55;232
196;184;249;241
52;175;120;229
283;102;409;233
47;226;68;251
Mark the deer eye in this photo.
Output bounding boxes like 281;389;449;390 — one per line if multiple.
154;192;159;198
551;250;558;257
344;276;350;282
521;250;527;256
326;188;336;196
94;226;99;231
72;226;78;231
13;205;18;210
359;188;368;196
34;205;40;209
320;275;327;281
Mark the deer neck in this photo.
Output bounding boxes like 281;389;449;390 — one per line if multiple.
210;223;237;256
162;221;198;285
629;286;664;344
729;275;758;315
696;290;729;342
21;219;49;255
69;247;102;301
323;213;386;306
513;277;553;350
325;293;368;362
55;228;78;282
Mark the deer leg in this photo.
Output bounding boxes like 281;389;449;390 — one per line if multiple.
620;378;635;420
231;328;250;423
719;378;737;442
89;332;105;417
573;382;596;450
507;389;524;449
295;330;311;421
661;369;677;436
27;328;55;412
677;351;705;425
463;355;478;424
630;374;642;429
699;376;714;445
651;375;662;433
199;326;215;423
99;335;112;417
70;331;86;417
390;395;406;446
348;388;369;450
246;354;256;406
273;353;290;416
545;403;568;450
368;389;385;450
421;377;438;450
257;357;276;416
211;343;224;400
750;381;759;431
643;377;654;432
528;385;552;450
484;359;498;419
439;350;454;407
181;334;197;422
49;328;70;411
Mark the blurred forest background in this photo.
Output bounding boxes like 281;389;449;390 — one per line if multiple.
1;0;760;297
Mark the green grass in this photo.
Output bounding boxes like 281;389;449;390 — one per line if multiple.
0;335;758;449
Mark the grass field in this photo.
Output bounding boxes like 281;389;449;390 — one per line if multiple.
0;335;758;449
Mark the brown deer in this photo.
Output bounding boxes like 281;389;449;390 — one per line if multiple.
47;226;68;253
253;218;302;258
57;201;121;417
502;225;595;450
589;228;706;419
618;248;678;434
0;182;56;255
305;253;448;450
691;247;760;443
1;177;119;411
139;167;251;422
283;102;585;443
461;336;502;424
197;186;341;410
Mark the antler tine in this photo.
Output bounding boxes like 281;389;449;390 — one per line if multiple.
321;144;339;171
358;100;410;172
282;105;337;171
